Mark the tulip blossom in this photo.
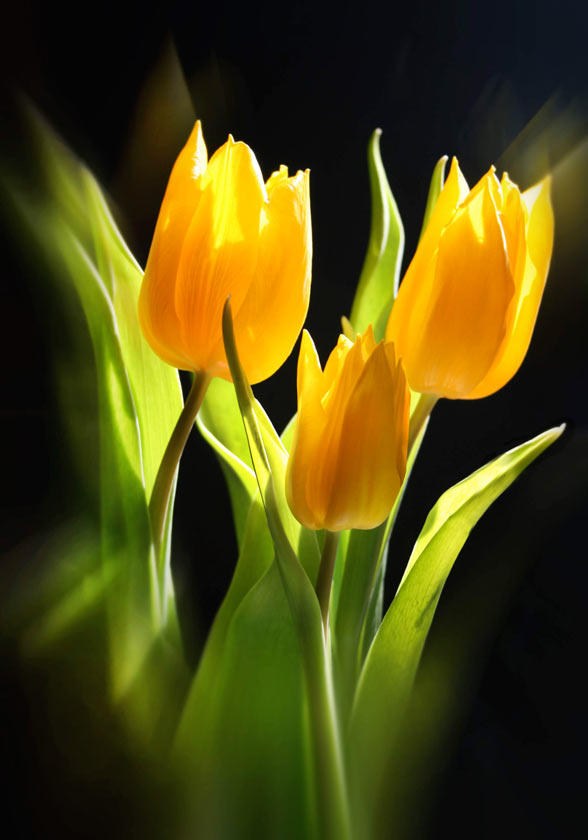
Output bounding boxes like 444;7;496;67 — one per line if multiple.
386;158;554;399
286;327;409;532
139;121;311;385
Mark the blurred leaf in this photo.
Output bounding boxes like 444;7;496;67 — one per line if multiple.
349;424;564;835
350;129;404;340
175;561;314;840
3;108;184;710
418;155;448;241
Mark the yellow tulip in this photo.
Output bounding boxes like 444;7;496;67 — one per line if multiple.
386;158;554;399
139;121;311;384
286;327;410;532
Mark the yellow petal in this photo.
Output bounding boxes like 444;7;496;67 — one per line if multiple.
470;176;553;398
174;137;266;375
420;156;470;248
386;157;469;365
407;179;515;397
324;343;409;530
322;333;354;398
138;121;208;370
308;339;366;526
286;331;326;529
229;169;312;384
522;176;554;281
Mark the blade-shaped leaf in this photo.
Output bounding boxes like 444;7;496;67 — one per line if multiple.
4;109;184;713
219;299;351;840
418;155;448;241
350;424;564;835
175;561;315;839
333;418;429;719
349;129;404;340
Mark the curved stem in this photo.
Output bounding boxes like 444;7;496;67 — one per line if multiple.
316;530;340;635
149;370;211;553
408;392;438;453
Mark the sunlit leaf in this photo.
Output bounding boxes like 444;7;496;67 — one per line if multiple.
349;129;404;340
349;424;564;835
3;108;184;709
418;155;448;240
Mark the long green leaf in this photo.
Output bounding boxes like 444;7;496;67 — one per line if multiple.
350;424;564;837
333;418;429;719
349;129;404;340
175;560;315;839
4;110;185;718
220;299;350;840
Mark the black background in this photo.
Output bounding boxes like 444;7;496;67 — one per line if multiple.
2;1;588;837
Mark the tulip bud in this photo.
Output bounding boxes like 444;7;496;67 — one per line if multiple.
139;121;312;384
286;327;409;532
386;158;554;399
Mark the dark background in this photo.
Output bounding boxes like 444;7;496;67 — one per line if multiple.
2;1;587;837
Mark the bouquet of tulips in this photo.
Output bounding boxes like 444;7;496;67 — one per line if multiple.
4;109;561;840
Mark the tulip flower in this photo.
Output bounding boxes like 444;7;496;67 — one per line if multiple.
139;120;311;385
140;121;311;551
386;158;554;399
286;327;410;533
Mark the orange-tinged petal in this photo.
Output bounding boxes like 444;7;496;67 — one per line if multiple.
174;137;266;375
324;343;409;530
287;329;410;532
419;156;470;251
139;121;208;370
286;330;331;530
308;338;365;525
386;158;469;362
407;180;514;397
322;333;354;396
297;327;323;402
469;176;553;398
228;169;312;384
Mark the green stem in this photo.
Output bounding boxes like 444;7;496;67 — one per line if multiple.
305;632;352;840
408;392;438;452
316;531;340;634
148;370;211;553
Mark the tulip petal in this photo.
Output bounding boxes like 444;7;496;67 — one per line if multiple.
386;157;469;363
322;334;354;399
308;339;366;527
325;343;408;531
469;176;553;398
286;331;326;529
414;157;470;265
139;121;208;369
228;169;312;384
411;180;514;397
174;137;266;374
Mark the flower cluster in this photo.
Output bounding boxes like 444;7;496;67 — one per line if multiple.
140;122;553;537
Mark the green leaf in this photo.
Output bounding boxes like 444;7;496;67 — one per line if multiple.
218;299;351;840
80;169;183;502
4;109;184;714
349;424;564;834
333;418;429;721
349;129;404;340
175;561;315;839
418;155;448;241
